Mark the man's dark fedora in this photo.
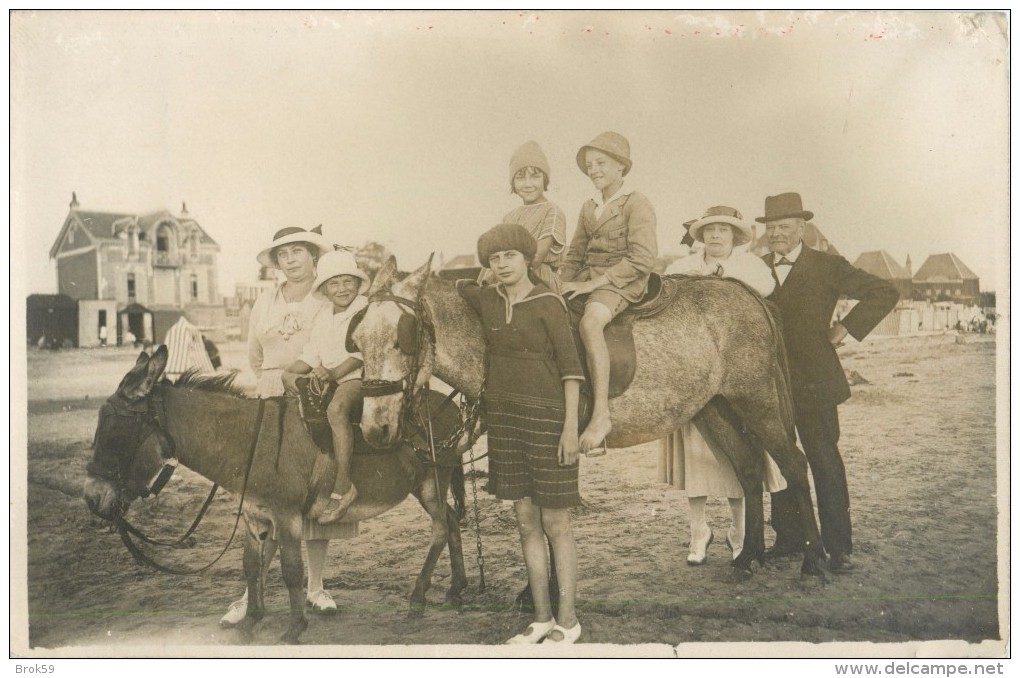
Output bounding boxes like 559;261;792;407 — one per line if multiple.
755;192;814;224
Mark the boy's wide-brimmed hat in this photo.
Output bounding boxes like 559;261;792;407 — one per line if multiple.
689;206;754;246
312;249;371;293
755;192;814;224
477;223;538;268
509;141;551;182
576;131;632;176
256;226;330;269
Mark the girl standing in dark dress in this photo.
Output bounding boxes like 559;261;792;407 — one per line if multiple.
458;224;585;645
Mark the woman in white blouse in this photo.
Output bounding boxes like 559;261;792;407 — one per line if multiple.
664;206;786;565
221;226;358;627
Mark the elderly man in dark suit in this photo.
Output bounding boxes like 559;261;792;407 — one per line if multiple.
759;193;898;573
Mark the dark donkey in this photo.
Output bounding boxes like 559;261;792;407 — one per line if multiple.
84;346;468;644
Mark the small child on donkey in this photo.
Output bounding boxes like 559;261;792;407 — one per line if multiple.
559;131;658;452
282;249;371;523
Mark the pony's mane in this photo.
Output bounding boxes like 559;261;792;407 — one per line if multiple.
171;370;251;399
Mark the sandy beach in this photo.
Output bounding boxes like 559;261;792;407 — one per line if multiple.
20;331;1001;653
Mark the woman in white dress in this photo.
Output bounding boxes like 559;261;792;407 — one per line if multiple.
663;206;786;565
220;226;359;626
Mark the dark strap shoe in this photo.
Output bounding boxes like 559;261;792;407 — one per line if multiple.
828;553;856;573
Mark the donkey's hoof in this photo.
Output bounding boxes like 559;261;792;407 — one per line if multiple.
801;558;826;577
408;599;426;618
445;590;464;608
237;626;256;645
729;562;754;580
279;619;308;645
731;553;755;576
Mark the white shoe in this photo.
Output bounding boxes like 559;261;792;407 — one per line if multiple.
220;593;248;627
505;618;556;644
727;529;744;561
687;530;713;566
544;622;582;644
306;588;338;613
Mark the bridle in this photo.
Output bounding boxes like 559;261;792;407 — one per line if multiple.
88;388;181;501
89;383;266;575
354;289;486;464
355;292;436;405
354;283;490;591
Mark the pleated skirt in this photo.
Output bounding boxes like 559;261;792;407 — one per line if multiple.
485;393;581;509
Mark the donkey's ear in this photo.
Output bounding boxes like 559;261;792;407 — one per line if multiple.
148;345;169;380
116;352;152;398
119;345;169;401
394;253;434;297
366;256;398;297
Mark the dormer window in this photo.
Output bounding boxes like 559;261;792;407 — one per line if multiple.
156;224;172;253
153;222;178;267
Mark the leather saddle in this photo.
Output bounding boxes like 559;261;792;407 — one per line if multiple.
295;378;459;458
565;273;682;403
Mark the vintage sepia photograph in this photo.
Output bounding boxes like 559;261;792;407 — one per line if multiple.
10;10;1009;660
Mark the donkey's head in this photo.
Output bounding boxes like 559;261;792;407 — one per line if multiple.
351;255;436;448
83;346;172;521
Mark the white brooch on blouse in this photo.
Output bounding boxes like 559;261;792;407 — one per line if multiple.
280;312;301;340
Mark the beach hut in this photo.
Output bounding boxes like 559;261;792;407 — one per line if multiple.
26;294;79;348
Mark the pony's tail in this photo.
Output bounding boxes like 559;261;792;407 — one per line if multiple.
728;279;797;442
451;463;466;521
761;301;797;441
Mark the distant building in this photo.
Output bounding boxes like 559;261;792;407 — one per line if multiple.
912;253;980;305
438;253;481;281
234;277;278;342
46;193;225;346
852;250;911;301
26;294;78;348
749;221;840;258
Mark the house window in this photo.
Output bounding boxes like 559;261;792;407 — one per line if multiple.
190;233;199;258
156;225;171;253
127;273;136;302
190;273;199;301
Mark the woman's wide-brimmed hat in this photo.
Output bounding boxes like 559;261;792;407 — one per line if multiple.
312;249;371;294
477;223;537;268
689;206;754;246
256;226;330;269
576;131;632;176
755;192;814;224
509;141;551;182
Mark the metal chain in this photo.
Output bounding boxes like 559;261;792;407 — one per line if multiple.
398;290;487;590
405;387;486;466
464;394;486;592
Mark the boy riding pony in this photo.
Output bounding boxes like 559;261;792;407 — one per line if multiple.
560;132;658;452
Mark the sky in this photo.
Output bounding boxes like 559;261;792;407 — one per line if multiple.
11;10;1010;296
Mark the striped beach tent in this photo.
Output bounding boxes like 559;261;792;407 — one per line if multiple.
164;315;215;381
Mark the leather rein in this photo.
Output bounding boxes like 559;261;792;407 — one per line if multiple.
359;290;487;468
108;388;267;576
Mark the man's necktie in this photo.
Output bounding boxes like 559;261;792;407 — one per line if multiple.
775;257;793;266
